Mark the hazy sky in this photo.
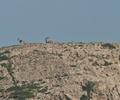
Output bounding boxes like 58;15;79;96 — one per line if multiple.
0;0;120;46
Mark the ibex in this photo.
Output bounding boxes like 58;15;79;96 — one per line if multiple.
45;37;54;43
17;38;26;45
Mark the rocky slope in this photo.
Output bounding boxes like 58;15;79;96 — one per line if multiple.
0;42;120;100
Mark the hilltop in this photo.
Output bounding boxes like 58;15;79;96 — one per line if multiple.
0;42;120;100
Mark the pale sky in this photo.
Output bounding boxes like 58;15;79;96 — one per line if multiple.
0;0;120;46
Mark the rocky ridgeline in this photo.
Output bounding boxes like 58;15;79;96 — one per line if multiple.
0;42;120;100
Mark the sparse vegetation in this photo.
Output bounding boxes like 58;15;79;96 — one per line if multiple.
0;43;120;99
0;50;47;100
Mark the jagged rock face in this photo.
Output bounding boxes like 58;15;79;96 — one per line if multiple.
0;43;120;100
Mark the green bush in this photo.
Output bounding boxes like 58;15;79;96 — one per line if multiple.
104;60;112;66
0;86;4;92
0;76;5;81
80;94;88;100
102;43;116;49
82;81;95;100
0;51;10;61
7;83;43;100
0;54;8;61
3;50;10;54
1;63;12;73
8;86;34;100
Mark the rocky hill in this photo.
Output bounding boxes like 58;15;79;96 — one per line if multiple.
0;42;120;100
